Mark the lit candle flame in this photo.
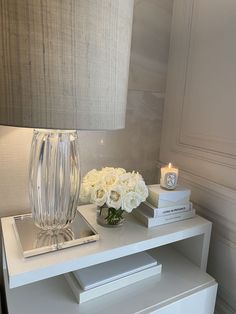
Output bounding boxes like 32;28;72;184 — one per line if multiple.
168;163;172;168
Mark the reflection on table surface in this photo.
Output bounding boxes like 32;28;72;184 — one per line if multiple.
13;212;99;257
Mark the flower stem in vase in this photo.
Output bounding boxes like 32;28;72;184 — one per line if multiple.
97;205;125;227
105;208;124;225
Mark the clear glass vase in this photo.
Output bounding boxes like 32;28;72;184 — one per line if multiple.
97;206;125;227
29;129;80;231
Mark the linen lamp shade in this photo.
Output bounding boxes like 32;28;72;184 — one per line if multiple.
0;0;134;130
0;0;134;232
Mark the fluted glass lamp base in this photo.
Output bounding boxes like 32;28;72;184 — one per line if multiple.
29;129;81;231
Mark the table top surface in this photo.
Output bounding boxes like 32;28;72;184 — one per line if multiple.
1;204;211;288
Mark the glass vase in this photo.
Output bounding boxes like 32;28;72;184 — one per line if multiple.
29;129;81;231
97;206;125;227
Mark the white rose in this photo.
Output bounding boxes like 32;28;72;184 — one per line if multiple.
115;168;126;176
122;191;141;213
90;185;108;207
79;183;91;203
106;185;124;209
83;169;100;186
101;167;115;173
102;171;119;187
135;180;148;202
132;171;143;182
119;172;137;191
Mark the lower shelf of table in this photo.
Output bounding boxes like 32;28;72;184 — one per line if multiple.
4;246;217;314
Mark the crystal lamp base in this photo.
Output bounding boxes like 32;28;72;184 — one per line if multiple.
29;129;81;231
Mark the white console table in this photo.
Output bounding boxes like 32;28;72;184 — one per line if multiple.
1;205;217;314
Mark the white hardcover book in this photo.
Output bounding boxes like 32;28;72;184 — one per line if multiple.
65;255;162;303
133;207;196;228
147;184;191;208
73;252;157;290
140;201;193;218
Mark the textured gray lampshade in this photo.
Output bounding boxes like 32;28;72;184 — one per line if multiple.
0;0;134;130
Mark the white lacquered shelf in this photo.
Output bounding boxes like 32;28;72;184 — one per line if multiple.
4;246;217;314
1;204;211;288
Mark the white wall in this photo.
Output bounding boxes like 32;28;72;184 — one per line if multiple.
0;0;173;217
159;1;236;312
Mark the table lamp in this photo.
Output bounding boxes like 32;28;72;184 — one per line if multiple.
0;0;134;231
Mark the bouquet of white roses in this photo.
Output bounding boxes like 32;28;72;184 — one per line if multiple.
80;167;148;215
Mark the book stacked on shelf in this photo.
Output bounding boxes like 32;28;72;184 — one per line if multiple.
65;252;162;303
133;184;195;228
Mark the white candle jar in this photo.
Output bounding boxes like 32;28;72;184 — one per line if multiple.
160;163;179;190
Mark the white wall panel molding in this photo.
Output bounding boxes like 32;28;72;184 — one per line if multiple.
159;0;236;310
160;0;236;188
177;0;236;157
170;144;236;169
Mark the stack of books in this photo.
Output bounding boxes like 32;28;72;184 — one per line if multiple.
133;184;195;228
65;252;162;303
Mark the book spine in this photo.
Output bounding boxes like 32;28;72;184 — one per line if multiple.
133;208;195;228
147;190;158;207
133;208;150;226
143;202;192;218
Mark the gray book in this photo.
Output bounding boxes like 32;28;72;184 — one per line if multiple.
73;252;158;290
140;201;193;218
133;207;196;228
65;257;162;303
